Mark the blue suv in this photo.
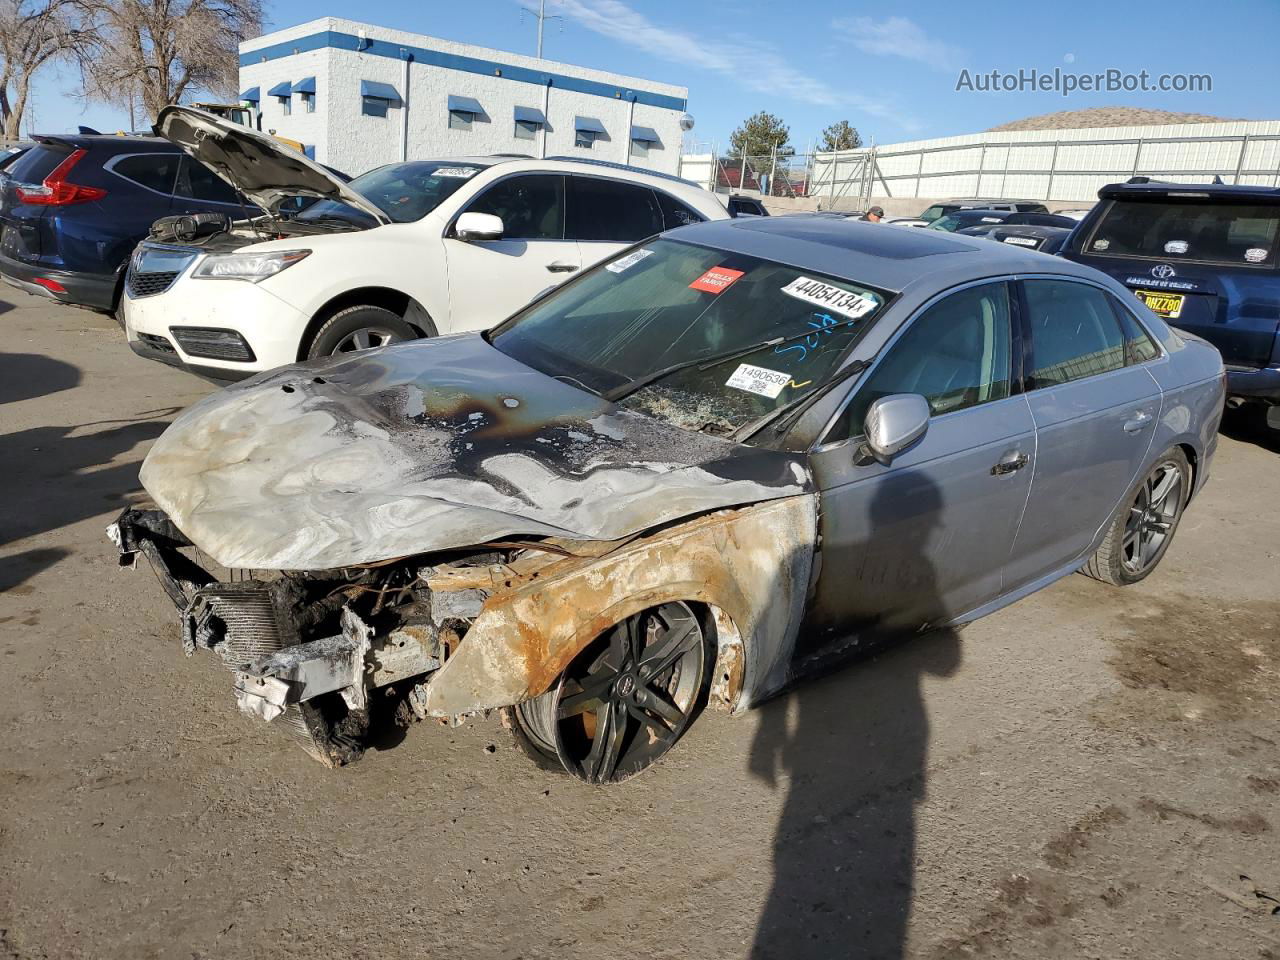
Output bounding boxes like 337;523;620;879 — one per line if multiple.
0;134;248;312
1063;181;1279;411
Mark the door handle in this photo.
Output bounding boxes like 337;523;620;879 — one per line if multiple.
546;261;578;273
990;453;1029;476
1123;411;1153;433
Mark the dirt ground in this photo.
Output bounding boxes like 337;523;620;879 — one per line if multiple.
1;291;1278;960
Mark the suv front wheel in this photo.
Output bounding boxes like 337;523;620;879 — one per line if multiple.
306;304;417;359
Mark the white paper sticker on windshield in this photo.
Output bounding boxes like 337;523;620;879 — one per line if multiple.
779;277;878;320
1245;247;1269;263
434;166;479;178
606;248;654;273
981;216;1001;223
1164;240;1189;254
726;363;791;398
1002;235;1040;248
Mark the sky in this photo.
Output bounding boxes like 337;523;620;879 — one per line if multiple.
26;0;1280;151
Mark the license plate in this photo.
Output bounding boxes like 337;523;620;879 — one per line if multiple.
1134;289;1185;319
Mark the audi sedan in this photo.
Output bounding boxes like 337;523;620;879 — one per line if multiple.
111;216;1224;784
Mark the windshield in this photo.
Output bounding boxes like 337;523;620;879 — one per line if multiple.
920;205;947;221
297;160;486;225
1086;199;1280;267
490;238;889;435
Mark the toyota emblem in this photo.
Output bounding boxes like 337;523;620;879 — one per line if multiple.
1151;264;1177;280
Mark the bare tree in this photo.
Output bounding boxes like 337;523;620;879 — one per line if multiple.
0;0;88;138
79;0;262;122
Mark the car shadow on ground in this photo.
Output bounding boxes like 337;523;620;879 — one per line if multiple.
1220;404;1280;454
0;351;81;405
748;474;963;960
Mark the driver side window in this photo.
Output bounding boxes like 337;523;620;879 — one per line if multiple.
828;281;1013;441
463;174;564;240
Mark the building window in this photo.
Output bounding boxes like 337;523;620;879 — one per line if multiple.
449;109;475;131
630;139;649;159
301;92;315;114
362;96;389;118
360;81;401;119
576;130;598;150
278;96;291;116
514;119;538;141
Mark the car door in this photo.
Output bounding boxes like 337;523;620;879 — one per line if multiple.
801;280;1035;658
444;173;580;332
565;175;665;269
1003;277;1162;589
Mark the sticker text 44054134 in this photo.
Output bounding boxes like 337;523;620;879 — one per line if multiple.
780;277;878;320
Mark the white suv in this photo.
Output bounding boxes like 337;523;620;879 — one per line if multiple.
122;106;730;380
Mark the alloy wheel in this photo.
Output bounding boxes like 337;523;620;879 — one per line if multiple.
1122;460;1183;574
331;327;406;354
516;601;706;784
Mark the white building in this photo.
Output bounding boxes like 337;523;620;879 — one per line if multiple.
237;18;691;177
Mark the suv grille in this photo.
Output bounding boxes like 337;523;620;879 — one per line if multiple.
127;268;180;298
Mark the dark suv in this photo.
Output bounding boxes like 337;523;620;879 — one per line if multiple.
0;134;249;311
1062;181;1280;409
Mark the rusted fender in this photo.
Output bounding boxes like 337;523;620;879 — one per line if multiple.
421;495;818;719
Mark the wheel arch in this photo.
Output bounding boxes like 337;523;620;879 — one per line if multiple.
296;287;438;360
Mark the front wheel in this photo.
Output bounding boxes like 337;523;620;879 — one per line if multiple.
512;601;709;784
1081;448;1190;586
306;305;417;359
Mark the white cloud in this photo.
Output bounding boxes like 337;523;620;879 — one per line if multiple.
833;16;963;72
547;0;914;126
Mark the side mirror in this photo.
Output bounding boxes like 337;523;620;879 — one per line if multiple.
454;212;504;242
859;394;930;466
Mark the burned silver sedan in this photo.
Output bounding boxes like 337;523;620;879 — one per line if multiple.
112;217;1224;782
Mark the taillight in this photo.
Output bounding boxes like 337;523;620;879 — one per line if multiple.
16;149;107;206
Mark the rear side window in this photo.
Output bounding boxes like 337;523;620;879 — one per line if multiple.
1023;280;1126;388
464;174;564;240
111;153;180;194
176;158;240;205
654;190;703;229
566;176;663;242
1110;296;1161;364
7;145;70;184
1086;199;1280;267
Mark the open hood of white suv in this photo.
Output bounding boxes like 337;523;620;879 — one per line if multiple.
153;104;390;224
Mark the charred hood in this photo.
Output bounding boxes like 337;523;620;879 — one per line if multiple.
153;105;388;223
139;335;811;570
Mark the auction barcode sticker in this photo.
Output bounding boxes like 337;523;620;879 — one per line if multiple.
780;277;878;320
434;167;480;178
1001;235;1040;248
725;363;791;399
607;248;654;273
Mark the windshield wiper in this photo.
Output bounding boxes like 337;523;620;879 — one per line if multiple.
729;357;873;442
603;315;865;402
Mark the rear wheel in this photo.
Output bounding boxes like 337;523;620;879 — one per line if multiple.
306;305;416;359
513;601;708;784
1082;448;1190;586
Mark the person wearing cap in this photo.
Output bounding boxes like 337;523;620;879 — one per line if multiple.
860;205;885;222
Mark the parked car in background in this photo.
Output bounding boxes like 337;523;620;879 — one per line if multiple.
726;194;769;217
927;209;1016;233
0;142;33;173
0;133;256;312
122;106;731;381
987;224;1074;254
918;199;1049;222
1063;180;1280;416
1054;208;1095;221
957;212;1080;237
111;216;1222;781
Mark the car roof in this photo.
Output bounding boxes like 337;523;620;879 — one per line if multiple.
1099;181;1280;202
31;133;177;152
668;214;1090;293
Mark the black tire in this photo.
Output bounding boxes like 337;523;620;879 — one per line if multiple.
306;305;417;359
1081;447;1191;586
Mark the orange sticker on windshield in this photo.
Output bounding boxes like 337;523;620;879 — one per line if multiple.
689;266;744;294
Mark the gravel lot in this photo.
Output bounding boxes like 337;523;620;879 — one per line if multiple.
2;291;1278;960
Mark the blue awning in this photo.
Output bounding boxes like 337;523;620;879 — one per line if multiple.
630;125;660;143
574;115;606;134
514;105;546;124
448;94;484;115
268;80;292;98
361;80;401;103
291;76;316;95
239;86;260;103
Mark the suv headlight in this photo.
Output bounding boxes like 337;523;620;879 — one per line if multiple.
192;249;311;282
